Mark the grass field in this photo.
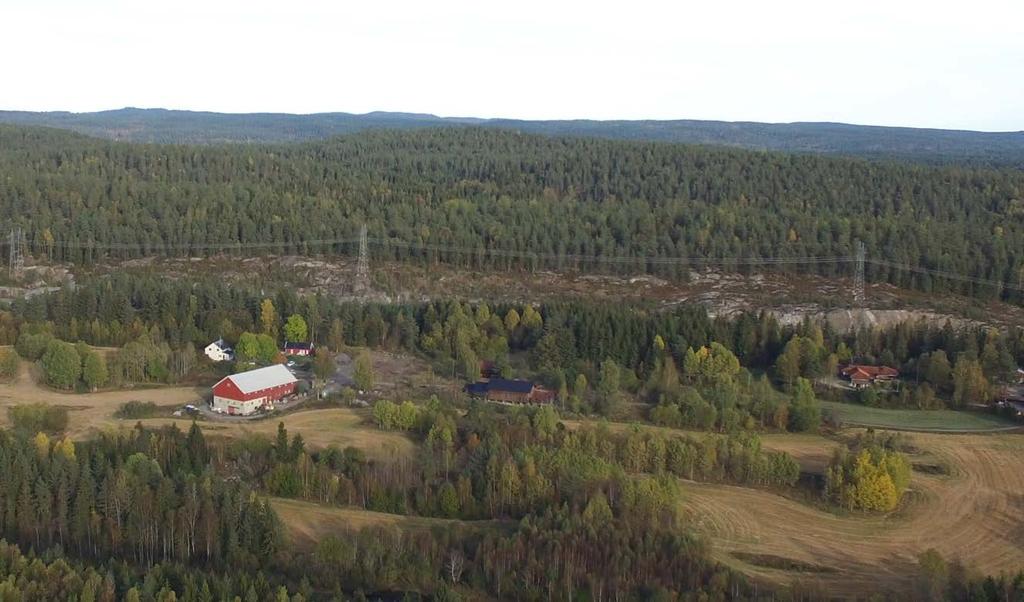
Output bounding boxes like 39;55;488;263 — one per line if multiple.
270;498;509;549
681;431;1024;596
820;400;1018;432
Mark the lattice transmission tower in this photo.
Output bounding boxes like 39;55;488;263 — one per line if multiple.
355;224;369;287
853;239;866;305
8;228;25;279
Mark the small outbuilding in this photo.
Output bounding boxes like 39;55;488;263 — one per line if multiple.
211;364;298;415
283;341;315;357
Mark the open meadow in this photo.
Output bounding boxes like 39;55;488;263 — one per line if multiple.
270;498;511;549
566;416;1024;596
682;431;1024;596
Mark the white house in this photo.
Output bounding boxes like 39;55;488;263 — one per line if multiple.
204;339;234;362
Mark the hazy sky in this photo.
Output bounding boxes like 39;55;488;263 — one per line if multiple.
3;0;1023;131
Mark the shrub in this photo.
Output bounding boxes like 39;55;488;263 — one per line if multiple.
8;404;69;434
15;332;54;361
0;348;18;380
116;400;159;419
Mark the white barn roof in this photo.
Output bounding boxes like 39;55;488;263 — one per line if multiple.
223;364;297;394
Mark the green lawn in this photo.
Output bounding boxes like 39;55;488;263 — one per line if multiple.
820;401;1018;432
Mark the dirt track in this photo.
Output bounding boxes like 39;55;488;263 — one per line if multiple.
683;431;1024;596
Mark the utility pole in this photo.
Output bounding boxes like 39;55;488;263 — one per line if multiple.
8;228;24;280
853;239;865;305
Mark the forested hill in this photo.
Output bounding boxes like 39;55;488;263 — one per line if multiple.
2;107;1023;167
1;125;1023;302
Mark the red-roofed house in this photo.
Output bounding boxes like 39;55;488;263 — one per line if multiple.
840;364;899;388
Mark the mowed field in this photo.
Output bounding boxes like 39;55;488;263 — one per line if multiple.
566;418;1024;596
270;498;510;549
681;431;1024;596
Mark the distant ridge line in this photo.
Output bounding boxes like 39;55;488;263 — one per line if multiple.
0;108;1021;166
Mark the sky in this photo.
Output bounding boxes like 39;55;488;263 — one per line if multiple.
2;0;1023;131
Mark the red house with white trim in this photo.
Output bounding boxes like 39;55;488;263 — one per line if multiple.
283;341;314;357
211;364;298;415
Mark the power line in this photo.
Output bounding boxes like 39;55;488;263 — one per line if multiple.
1;233;1021;292
866;259;1024;291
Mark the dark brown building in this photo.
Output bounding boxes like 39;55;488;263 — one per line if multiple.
466;378;555;405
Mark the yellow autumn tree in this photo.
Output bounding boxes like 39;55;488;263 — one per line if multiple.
851;450;899;511
55;436;76;461
33;432;50;459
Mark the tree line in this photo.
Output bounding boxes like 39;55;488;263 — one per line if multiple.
5;273;1024;411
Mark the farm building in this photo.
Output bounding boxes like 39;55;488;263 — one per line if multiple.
840;364;899;388
211;364;298;415
283;341;314;357
204;339;234;362
466;378;556;405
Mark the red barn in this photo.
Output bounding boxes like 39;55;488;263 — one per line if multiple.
211;364;298;415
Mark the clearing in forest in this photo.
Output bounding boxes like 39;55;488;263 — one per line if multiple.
0;360;202;436
681;431;1024;597
270;497;510;549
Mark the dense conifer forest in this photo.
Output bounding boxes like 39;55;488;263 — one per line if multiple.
1;126;1023;302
